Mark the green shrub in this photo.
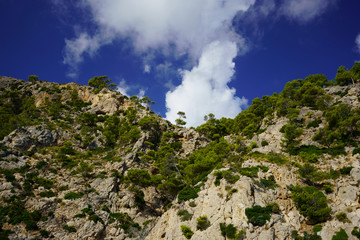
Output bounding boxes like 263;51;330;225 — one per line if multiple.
88;214;104;224
181;225;194;239
39;190;55;198
177;210;193;221
339;166;353;175
290;185;331;224
313;225;322;233
64;192;83;200
332;228;348;240
196;215;210;231
336;213;351;223
220;223;237;238
40;229;50;238
129;187;145;210
178;186;199;203
63;225;76;233
245;205;272;226
258;175;278;190
261;140;269;146
353;148;360;156
126;169;152;187
351;227;360;239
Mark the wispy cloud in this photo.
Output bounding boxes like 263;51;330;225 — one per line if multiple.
279;0;338;23
356;34;360;54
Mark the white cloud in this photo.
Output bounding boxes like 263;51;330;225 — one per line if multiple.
280;0;337;23
116;79;130;96
356;34;360;54
137;89;146;99
63;0;255;68
144;64;151;73
165;41;248;127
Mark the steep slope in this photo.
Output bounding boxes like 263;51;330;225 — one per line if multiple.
0;68;360;240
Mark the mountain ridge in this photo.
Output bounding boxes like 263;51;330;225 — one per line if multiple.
0;68;360;239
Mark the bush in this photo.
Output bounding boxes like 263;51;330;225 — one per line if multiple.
181;225;194;239
245;205;272;226
126;169;152;187
64;192;83;200
332;228;348;240
220;223;237;239
63;225;76;233
178;186;199;203
336;212;351;223
351;227;360;239
177;210;193;221
196;215;210;231
339;166;353;175
290;185;331;224
39;190;56;198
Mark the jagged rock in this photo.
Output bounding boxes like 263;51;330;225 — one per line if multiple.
337;185;359;205
350;167;360;182
1;124;58;150
90;177;117;198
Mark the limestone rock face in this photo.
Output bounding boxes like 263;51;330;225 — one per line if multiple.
1;124;58;151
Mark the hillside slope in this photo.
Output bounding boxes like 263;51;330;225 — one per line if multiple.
0;71;360;240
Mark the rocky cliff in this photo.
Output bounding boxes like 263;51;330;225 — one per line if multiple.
0;75;359;240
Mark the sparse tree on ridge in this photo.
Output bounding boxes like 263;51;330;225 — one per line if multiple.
88;75;117;90
175;111;187;127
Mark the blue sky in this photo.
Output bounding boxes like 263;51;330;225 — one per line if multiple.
1;0;360;126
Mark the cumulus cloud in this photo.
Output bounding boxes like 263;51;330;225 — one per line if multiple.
280;0;337;23
356;34;360;54
63;0;254;68
60;0;256;125
165;41;248;127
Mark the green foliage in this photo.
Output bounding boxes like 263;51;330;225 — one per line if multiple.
64;192;83;200
280;121;303;152
177;209;193;221
39;190;55;198
126;169;152;187
332;228;348;240
220;223;237;238
28;75;39;82
0;90;39;140
245;205;272;226
335;212;351;223
351;227;360;239
196;114;229;140
313;225;322;233
181;225;194;239
290;185;331;224
257;175;278;190
109;212;138;233
335;63;360;85
63;225;76;233
196;215;210;231
178;186;199;203
313;104;360;147
88;75;116;90
339;166;353;175
238;165;268;178
129;186;145;210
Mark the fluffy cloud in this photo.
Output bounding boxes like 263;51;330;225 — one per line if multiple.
61;0;255;125
165;41;248;127
356;34;360;54
280;0;337;23
64;0;254;64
